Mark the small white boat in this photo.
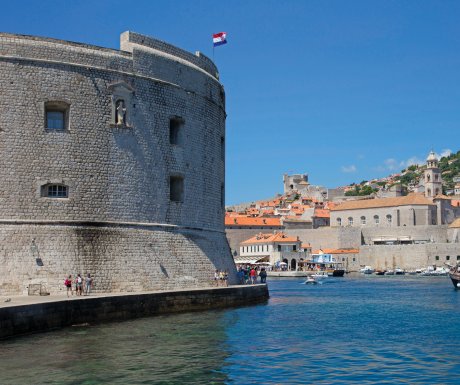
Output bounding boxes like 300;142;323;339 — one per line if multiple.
360;266;374;274
311;272;328;279
394;268;405;275
304;276;318;284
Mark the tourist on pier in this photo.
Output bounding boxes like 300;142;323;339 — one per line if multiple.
214;269;219;286
219;270;225;286
259;268;267;284
224;270;229;287
85;273;93;296
75;274;83;295
237;267;245;284
250;267;257;284
64;275;73;297
243;267;249;284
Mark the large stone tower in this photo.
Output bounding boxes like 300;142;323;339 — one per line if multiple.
424;151;442;198
0;32;236;295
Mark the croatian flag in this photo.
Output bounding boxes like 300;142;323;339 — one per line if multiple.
213;32;227;47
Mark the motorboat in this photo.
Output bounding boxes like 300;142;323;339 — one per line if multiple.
304;276;318;285
311;271;328;279
360;266;374;274
394;268;405;275
374;270;386;275
420;266;449;276
385;270;395;275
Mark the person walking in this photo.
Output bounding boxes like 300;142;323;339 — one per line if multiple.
85;273;93;296
250;267;257;284
214;269;219;286
64;275;73;297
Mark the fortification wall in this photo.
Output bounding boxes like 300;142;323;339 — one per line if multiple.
0;222;237;296
284;227;362;250
0;32;231;295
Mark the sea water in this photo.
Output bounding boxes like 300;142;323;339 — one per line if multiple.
1;276;459;384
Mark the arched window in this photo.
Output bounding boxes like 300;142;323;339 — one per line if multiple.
337;218;342;226
374;215;380;225
41;183;68;198
386;214;392;224
435;174;439;181
348;217;353;226
361;216;366;225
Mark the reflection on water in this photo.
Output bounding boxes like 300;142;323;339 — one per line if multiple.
1;276;460;384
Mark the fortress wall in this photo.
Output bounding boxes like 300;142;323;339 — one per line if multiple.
0;32;230;295
284;227;362;250
0;223;237;296
361;225;449;243
355;244;460;271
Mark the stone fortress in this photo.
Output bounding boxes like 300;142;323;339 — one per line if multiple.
0;31;236;295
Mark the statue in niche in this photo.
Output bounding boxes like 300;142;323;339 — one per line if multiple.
115;99;126;125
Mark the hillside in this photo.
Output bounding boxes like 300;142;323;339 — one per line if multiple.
345;150;460;196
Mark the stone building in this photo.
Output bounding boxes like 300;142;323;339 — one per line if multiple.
0;32;236;295
236;232;308;270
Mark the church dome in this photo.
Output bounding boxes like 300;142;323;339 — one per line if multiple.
426;151;438;162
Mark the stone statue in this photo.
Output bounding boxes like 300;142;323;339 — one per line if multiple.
116;100;126;125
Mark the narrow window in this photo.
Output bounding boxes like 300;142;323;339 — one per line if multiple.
41;184;68;198
386;214;392;224
170;176;184;202
457;256;460;261
446;256;450;261
45;101;69;130
337;218;342;226
361;216;366;225
221;183;225;209
220;136;225;161
348;217;353;226
374;215;380;225
435;256;439;261
293;245;297;251
169;117;184;145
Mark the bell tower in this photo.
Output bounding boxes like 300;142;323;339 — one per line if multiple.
424;151;442;198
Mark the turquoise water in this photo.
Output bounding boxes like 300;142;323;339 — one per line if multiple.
1;276;460;384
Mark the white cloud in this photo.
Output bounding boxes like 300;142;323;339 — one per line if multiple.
341;165;357;173
439;149;452;159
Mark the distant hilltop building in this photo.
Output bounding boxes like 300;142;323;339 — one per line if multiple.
0;31;235;295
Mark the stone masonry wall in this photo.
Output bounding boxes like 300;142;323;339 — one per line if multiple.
0;32;232;294
0;223;236;296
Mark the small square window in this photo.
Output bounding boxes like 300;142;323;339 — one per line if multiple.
46;111;65;130
45;101;69;130
170;176;184;202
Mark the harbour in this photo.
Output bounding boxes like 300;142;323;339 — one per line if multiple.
1;275;459;384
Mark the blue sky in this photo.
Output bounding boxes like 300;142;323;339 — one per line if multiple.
3;0;460;204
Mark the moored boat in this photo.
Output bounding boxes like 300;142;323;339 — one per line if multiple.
448;265;460;289
360;266;374;274
304;276;318;285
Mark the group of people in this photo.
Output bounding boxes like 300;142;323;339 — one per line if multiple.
64;273;93;297
237;266;267;285
214;269;229;286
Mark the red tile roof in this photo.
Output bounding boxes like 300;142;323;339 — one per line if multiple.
241;232;299;245
225;217;282;227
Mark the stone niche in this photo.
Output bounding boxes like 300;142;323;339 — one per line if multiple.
108;81;135;128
